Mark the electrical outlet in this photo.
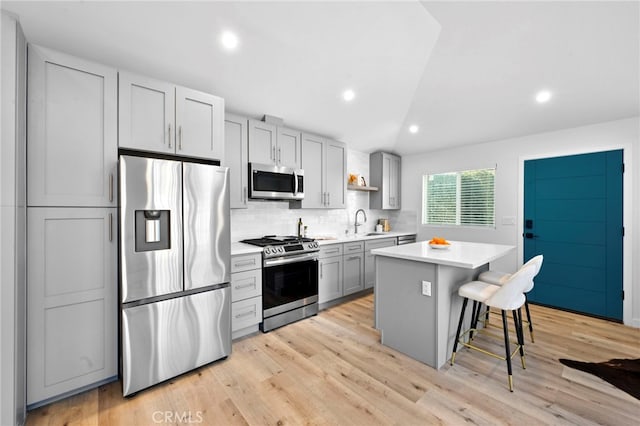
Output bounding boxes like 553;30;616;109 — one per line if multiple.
421;281;432;296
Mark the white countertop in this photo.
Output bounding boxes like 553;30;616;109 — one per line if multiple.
315;231;416;246
230;242;263;256
371;240;514;269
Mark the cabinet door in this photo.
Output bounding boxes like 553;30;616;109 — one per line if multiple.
365;250;376;289
382;154;393;209
277;126;301;169
389;155;401;209
343;252;364;296
318;255;343;303
248;120;276;165
27;45;117;207
325;140;347;208
299;134;325;208
119;71;175;154
175;86;224;160
27;207;117;405
224;114;248;208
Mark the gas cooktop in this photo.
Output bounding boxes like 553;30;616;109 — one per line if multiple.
240;235;319;258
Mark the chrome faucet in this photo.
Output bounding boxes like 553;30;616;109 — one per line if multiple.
354;209;367;234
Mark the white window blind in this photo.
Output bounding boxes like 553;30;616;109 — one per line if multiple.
422;168;495;227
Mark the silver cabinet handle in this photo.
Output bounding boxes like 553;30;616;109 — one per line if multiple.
109;173;114;202
272;146;276;162
234;282;255;290
234;259;256;267
324;248;339;255
178;125;182;150
108;213;113;242
347;256;360;261
327;192;330;206
278;148;281;163
320;263;323;279
168;123;172;148
235;310;256;319
347;246;361;251
243;186;248;203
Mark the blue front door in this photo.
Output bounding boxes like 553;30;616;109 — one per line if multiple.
524;150;623;321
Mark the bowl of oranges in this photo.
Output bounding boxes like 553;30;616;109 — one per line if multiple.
428;237;451;249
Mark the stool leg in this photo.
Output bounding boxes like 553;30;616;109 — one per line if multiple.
501;310;514;391
512;309;526;369
451;297;468;365
524;295;534;343
469;300;478;340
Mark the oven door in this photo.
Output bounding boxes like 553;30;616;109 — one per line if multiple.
262;253;318;318
249;163;304;200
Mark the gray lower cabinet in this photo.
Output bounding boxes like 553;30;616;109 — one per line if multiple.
230;253;263;339
319;242;366;304
364;238;397;289
343;253;365;295
319;255;343;303
27;207;117;405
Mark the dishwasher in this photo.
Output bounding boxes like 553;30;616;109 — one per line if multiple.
397;234;417;245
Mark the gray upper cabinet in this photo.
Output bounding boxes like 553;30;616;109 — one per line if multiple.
27;45;117;207
295;134;346;209
119;72;224;161
248;119;301;169
369;152;401;210
224;114;249;209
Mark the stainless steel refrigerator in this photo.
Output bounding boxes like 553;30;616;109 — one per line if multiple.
119;154;231;396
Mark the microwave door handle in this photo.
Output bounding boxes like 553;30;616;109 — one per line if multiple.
293;171;299;195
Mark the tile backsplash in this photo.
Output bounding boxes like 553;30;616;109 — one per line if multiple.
230;149;417;241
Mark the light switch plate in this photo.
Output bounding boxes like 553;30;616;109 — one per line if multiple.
501;216;516;225
421;281;432;296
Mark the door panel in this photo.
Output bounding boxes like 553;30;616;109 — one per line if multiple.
176;87;224;160
224;114;248;209
248;120;276;165
300;134;325;208
277;127;301;169
524;150;623;320
325;140;346;208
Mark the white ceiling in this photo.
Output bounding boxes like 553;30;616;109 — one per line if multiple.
2;1;638;155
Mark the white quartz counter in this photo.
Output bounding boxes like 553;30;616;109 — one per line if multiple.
230;242;263;256
315;231;416;246
371;240;514;269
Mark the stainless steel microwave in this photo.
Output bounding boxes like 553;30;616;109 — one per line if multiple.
249;163;304;201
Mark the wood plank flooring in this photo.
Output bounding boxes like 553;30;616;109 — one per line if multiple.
27;295;640;425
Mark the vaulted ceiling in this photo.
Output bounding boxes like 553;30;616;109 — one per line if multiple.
3;1;638;155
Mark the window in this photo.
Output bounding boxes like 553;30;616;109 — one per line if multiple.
422;167;495;227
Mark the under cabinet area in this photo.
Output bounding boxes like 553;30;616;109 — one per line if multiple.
248;119;301;169
119;71;224;160
27;45;118;208
293;134;346;209
230;253;263;339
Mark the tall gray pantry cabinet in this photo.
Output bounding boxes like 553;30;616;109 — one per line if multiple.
26;45;118;405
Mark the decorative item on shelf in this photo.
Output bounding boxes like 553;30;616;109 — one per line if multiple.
348;173;360;185
379;218;390;232
360;176;367;186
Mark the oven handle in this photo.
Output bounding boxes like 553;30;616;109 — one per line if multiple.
263;252;319;267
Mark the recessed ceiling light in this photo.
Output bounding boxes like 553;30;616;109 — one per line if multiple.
342;89;355;102
409;124;419;134
535;90;552;103
220;31;239;51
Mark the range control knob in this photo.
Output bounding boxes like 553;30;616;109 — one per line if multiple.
278;247;284;253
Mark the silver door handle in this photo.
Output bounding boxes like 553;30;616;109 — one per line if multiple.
234;282;256;290
272;146;276;162
178;125;182;150
293;171;299;195
168;123;172;148
278;148;281;163
243;187;248;203
347;246;360;251
109;173;113;202
324;248;339;255
347;256;360;261
108;213;113;242
264;253;318;267
320;264;323;279
234;259;256;267
235;310;256;319
327;192;330;206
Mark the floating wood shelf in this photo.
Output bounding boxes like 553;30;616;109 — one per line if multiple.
347;184;378;192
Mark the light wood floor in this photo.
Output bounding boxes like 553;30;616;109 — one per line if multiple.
27;295;640;425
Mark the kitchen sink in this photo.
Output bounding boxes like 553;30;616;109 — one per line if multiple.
365;232;388;236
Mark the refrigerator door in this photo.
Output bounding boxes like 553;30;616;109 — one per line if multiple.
120;155;183;302
183;163;231;290
121;286;231;396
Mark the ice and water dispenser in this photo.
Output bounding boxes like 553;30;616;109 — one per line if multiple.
135;210;171;252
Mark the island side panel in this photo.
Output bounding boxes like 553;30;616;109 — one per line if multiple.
375;256;437;366
435;263;489;368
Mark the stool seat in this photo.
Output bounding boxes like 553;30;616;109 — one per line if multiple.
458;281;500;301
478;270;510;285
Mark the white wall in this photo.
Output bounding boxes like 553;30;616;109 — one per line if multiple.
401;117;639;326
1;11;27;426
230;149;416;242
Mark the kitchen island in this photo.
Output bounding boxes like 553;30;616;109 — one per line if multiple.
371;240;514;369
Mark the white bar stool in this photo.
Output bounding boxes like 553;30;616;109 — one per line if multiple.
450;263;537;391
478;255;544;342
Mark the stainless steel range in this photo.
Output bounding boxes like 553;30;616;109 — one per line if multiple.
240;236;319;331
